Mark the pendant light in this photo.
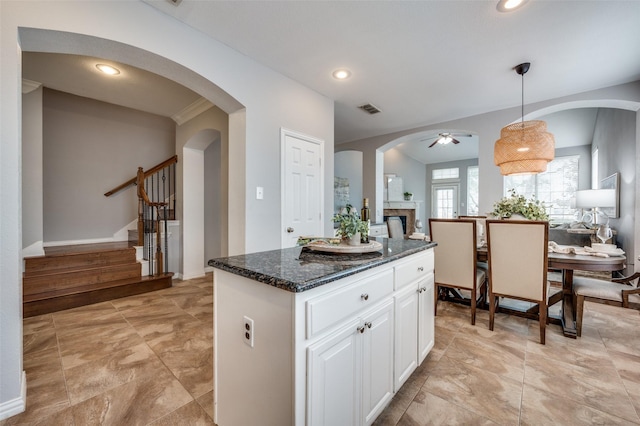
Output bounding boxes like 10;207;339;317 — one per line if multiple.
494;62;555;176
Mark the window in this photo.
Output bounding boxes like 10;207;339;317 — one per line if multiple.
432;167;459;180
467;166;479;216
504;155;579;222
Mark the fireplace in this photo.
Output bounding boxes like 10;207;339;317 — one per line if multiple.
383;201;421;238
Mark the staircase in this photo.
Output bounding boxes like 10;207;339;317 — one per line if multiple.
23;242;172;317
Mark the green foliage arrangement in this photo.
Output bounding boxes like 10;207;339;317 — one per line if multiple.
490;189;549;221
332;204;368;239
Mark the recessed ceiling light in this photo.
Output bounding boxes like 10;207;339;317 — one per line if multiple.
332;69;351;80
96;64;120;76
496;0;528;12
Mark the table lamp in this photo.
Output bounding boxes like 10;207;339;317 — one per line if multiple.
574;189;616;226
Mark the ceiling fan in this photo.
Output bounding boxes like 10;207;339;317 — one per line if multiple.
424;132;473;148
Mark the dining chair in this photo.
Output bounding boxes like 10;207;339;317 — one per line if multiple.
386;217;405;239
486;220;549;344
429;218;487;325
459;215;488;271
573;272;640;336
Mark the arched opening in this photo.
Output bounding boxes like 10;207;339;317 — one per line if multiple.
19;28;243;274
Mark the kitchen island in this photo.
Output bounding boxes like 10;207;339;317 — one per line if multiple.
209;238;436;426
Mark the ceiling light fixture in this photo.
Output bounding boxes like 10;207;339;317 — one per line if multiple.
496;0;528;12
332;69;351;80
494;62;555;176
96;64;120;76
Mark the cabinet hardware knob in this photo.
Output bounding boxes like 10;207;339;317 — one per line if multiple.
361;294;369;301
417;266;424;272
357;326;365;334
365;322;372;329
286;227;295;233
421;287;427;292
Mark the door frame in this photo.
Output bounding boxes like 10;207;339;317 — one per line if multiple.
431;182;460;218
280;127;325;248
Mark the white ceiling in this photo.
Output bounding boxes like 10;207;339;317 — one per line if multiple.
22;1;640;164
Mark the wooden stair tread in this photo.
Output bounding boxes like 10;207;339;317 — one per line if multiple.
24;274;173;303
22;260;140;280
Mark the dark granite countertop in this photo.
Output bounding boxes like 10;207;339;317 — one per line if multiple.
208;238;436;293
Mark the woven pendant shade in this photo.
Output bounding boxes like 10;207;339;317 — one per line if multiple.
494;120;555;175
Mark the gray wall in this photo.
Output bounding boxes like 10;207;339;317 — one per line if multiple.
334;150;363;213
22;87;43;249
592;108;636;270
43;89;175;242
384;149;427;227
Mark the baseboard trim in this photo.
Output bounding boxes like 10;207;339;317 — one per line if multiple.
0;371;26;421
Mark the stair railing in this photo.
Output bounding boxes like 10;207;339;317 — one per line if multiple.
105;155;177;276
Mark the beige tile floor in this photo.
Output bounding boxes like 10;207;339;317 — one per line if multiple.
3;273;640;425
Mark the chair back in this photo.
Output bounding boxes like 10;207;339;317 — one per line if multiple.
486;220;549;302
387;217;404;239
429;219;477;290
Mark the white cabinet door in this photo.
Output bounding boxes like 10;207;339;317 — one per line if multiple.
361;300;394;425
418;272;435;364
393;284;419;392
308;319;362;426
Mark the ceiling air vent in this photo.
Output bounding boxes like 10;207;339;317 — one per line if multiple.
358;103;382;115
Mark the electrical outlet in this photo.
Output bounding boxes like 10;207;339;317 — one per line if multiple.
243;316;254;348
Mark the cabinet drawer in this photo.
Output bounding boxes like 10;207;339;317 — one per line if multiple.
369;224;388;237
306;268;394;339
394;251;434;290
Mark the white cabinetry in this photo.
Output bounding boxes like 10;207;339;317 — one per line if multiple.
418;274;435;364
393;252;435;391
213;248;434;426
308;300;394;426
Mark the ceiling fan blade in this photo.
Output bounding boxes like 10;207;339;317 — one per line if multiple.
428;140;439;148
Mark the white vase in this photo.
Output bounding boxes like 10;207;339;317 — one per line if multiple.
347;232;361;246
507;213;527;220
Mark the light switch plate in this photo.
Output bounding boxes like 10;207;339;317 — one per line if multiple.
256;186;264;200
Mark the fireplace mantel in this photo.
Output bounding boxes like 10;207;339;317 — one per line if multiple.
383;201;422;237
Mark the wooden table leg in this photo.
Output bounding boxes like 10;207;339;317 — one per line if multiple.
560;269;577;338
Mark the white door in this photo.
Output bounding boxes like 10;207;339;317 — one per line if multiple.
418;273;435;364
282;129;324;248
307;319;361;426
362;300;395;425
393;284;418;392
432;183;459;218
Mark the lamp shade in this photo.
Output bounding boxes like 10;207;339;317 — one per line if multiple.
494;120;555;175
575;189;616;209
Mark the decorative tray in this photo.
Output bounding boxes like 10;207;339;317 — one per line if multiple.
305;240;383;254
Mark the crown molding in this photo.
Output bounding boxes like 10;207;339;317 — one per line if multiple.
22;79;41;94
172;97;214;125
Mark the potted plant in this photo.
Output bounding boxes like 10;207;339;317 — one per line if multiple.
490;189;549;221
404;191;413;201
332;204;366;245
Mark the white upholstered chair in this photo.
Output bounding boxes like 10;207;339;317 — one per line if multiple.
429;218;487;325
386;217;405;239
486;220;549;344
573;272;640;336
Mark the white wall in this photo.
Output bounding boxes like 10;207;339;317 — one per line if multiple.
0;0;333;417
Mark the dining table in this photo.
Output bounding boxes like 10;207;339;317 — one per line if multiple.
477;246;626;338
